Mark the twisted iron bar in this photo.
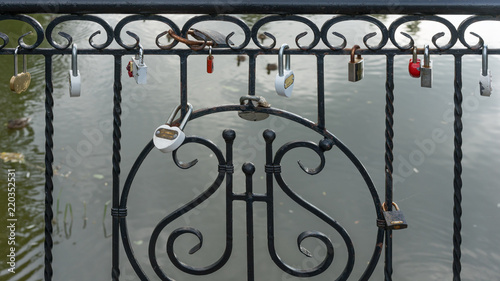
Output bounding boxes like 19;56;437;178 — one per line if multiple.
453;54;463;281
43;55;54;281
384;54;395;281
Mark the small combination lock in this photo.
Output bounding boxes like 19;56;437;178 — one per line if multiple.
408;46;421;78
126;44;147;84
275;43;294;97
68;43;81;97
382;202;408;230
153;103;193;153
348;45;364;82
10;46;31;94
479;45;492;96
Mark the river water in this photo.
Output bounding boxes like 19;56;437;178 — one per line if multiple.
0;14;499;281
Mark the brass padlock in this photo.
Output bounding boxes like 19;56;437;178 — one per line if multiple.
382;202;408;230
348;45;363;82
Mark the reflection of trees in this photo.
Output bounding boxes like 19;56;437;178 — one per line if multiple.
238;14;266;27
406;21;421;35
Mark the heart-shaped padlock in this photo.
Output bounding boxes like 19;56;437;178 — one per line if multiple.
408;46;421;78
9;46;31;94
275;43;294;97
153;103;193;153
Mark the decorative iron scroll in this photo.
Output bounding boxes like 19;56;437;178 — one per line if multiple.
120;107;385;280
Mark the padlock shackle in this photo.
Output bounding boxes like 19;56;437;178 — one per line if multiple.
166;103;193;130
482;44;488;76
278;43;290;77
423;44;430;67
71;43;78;76
382;201;400;211
13;46;19;76
350;45;360;63
137;43;144;65
412;46;417;63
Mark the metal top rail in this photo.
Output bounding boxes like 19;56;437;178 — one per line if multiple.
1;0;500;15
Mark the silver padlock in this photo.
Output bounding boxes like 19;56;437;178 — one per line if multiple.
153;103;193;153
421;45;433;88
274;43;294;97
68;43;81;97
348;45;364;82
132;44;147;84
479;45;492;97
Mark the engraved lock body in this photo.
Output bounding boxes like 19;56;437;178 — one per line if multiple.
421;45;433;88
348;45;364;82
238;95;271;121
274;43;294;97
153;103;193;153
382;202;408;230
9;46;31;94
408;47;421;78
479;45;492;97
68;43;81;97
132;44;147;84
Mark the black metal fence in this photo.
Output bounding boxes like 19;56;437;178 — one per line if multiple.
1;1;499;280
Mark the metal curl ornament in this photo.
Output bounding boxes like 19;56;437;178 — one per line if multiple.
0;14;44;50
456;15;500;50
45;14;113;50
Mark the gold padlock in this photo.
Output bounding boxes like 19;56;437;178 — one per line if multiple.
9;46;31;94
381;201;408;230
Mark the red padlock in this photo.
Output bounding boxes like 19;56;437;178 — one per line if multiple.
207;46;214;74
408;47;421;78
126;60;134;77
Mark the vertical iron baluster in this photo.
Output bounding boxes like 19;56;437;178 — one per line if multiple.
242;163;256;281
317;54;325;130
248;52;256;96
180;54;188;117
112;55;123;281
453;54;463;281
384;54;395;281
44;55;54;281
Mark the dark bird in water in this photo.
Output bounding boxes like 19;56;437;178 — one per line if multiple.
7;117;31;129
258;33;267;44
266;63;277;75
236;55;246;66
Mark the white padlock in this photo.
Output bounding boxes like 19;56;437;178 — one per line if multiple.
132;44;147;84
68;43;81;97
479;45;492;97
153;103;193;153
275;43;294;97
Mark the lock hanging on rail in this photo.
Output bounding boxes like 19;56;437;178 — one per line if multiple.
68;43;81;97
153;103;193;153
479;45;492;97
9;46;31;94
408;46;421;78
238;95;271;121
127;43;147;84
275;43;294;97
348;45;364;82
382;201;408;230
421;45;432;88
207;46;214;73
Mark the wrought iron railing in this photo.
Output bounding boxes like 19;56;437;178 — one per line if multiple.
1;1;499;280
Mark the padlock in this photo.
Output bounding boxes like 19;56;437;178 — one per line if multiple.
421;45;432;88
153;103;193;153
68;43;81;97
348;45;364;82
131;44;147;84
479;45;492;97
207;46;214;73
238;95;271;121
274;43;294;97
382;202;408;230
126;60;134;77
9;46;31;94
408;46;421;78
